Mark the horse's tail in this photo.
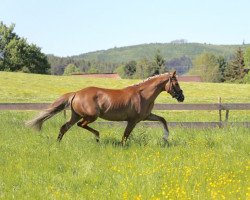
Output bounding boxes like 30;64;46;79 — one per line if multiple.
26;92;76;131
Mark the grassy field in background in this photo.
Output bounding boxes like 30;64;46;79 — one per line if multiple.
1;71;250;103
0;72;249;199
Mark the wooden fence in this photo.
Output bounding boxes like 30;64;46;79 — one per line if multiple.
0;102;250;128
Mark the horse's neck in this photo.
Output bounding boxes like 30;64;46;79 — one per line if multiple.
138;76;168;102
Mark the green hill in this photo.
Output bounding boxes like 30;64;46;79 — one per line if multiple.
48;43;250;75
72;43;250;63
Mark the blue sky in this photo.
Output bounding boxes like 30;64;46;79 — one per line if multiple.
1;0;250;56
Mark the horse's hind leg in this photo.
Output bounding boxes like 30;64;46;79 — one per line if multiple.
77;117;100;142
57;111;81;142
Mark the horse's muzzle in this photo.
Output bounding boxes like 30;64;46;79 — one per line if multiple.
177;94;184;102
176;92;184;102
170;89;184;102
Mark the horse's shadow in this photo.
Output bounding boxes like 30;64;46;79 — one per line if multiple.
99;137;126;148
99;136;177;148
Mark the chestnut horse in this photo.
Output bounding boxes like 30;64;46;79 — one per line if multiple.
26;71;184;144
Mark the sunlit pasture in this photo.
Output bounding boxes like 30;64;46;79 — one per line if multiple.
0;72;249;199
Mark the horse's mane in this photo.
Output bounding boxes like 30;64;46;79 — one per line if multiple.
131;72;170;87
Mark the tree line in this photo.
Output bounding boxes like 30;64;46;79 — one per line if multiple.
49;52;192;77
189;48;250;83
1;21;249;83
115;48;250;83
48;54;118;75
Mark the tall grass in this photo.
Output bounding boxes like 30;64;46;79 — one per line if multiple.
0;111;249;199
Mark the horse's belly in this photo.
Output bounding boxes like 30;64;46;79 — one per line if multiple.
99;112;128;121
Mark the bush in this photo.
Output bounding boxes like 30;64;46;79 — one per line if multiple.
243;73;250;83
63;64;80;75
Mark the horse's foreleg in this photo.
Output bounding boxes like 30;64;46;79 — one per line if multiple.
145;113;169;141
121;121;137;145
77;118;99;142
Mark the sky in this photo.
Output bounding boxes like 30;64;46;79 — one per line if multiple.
1;0;250;57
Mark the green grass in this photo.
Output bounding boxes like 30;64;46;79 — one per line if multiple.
0;111;249;199
1;71;250;103
0;72;249;199
153;110;250;122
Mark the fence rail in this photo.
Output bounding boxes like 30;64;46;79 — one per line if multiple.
1;103;250;128
154;103;250;110
1;103;250;111
0;103;49;110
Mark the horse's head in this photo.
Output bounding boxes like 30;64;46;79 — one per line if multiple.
165;71;184;102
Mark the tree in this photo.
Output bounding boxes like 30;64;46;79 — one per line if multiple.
135;59;148;79
190;52;220;82
135;58;156;79
87;66;99;74
63;63;80;75
154;50;165;74
115;61;137;79
0;22;17;70
224;48;245;82
124;61;136;77
166;56;193;75
244;47;250;68
115;65;126;78
243;47;250;83
217;56;227;82
0;21;50;74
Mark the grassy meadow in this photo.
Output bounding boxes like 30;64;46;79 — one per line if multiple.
1;71;250;103
0;72;250;199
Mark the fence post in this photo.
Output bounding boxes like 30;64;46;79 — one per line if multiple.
218;97;222;127
225;110;229;122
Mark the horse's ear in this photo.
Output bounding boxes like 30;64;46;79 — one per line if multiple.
172;71;177;77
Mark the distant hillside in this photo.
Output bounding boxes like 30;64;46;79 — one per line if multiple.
48;43;250;75
72;43;250;63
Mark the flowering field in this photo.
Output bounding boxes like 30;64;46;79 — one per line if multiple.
0;72;249;199
0;111;249;199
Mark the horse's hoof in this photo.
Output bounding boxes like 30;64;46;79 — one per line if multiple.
162;138;170;147
96;138;99;142
120;141;125;146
